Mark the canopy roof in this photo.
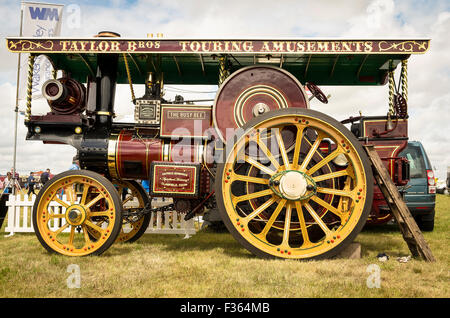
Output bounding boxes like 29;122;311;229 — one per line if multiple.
6;37;430;86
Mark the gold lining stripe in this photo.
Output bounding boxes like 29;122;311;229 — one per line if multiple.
145;141;150;176
373;145;401;176
233;85;288;127
163;141;169;161
96;111;114;116
107;132;120;179
116;131;125;178
362;118;407;137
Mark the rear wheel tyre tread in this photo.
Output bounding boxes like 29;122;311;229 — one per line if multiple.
215;108;374;260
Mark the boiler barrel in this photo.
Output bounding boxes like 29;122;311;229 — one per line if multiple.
106;129;206;180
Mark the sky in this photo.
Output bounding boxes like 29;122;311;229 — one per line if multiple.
0;0;449;180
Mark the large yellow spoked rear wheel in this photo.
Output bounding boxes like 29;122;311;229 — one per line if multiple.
32;170;123;256
114;180;151;243
215;108;373;260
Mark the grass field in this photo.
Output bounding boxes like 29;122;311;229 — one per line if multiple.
0;194;448;298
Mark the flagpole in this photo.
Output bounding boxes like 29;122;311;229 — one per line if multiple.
12;4;24;196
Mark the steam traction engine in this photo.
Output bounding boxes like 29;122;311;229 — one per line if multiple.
6;33;429;259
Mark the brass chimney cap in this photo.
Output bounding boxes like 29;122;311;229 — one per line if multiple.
95;31;121;38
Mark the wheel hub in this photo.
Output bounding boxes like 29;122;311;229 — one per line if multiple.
65;205;86;226
252;103;270;117
68;209;81;221
279;171;307;200
269;170;316;201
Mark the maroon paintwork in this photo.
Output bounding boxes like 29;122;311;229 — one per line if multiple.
151;162;199;197
214;66;308;142
360;118;409;224
114;129;204;180
7;38;430;55
160;105;214;138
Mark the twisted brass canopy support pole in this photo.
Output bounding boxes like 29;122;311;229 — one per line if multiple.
401;59;408;102
388;61;395;116
123;53;136;104
218;56;230;86
25;54;35;122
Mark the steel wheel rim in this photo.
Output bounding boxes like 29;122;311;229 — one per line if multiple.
220;112;370;259
115;180;147;243
35;175;119;256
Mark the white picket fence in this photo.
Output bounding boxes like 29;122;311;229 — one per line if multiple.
4;194;199;238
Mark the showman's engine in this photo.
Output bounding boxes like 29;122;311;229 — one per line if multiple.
6;30;428;259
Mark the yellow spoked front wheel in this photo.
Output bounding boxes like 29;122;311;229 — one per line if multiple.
114;180;151;243
32;170;123;256
215;108;373;260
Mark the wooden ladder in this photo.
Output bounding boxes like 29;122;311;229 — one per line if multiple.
364;145;436;262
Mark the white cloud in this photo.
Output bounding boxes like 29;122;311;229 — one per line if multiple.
0;0;449;180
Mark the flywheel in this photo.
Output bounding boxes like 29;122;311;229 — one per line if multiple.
213;65;309;143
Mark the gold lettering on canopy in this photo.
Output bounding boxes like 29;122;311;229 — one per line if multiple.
7;38;429;54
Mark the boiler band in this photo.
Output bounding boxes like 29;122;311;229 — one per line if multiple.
107;129;207;180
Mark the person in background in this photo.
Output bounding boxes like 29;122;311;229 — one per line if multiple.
10;168;19;179
40;169;50;186
69;155;80;170
141;179;150;193
27;172;37;195
4;172;13;194
69;155;81;194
